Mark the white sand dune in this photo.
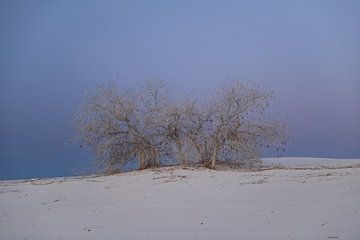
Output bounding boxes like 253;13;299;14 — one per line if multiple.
262;157;360;168
1;157;360;240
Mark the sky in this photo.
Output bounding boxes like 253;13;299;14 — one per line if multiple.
0;0;359;180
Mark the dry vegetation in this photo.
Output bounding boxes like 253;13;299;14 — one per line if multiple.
74;79;286;174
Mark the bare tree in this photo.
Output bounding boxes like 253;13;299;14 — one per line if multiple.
134;79;171;169
201;80;286;169
74;79;286;173
162;99;203;168
74;80;170;173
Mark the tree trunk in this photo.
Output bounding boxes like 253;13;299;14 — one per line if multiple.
195;145;202;164
210;144;220;170
210;150;217;169
175;139;187;168
138;152;146;170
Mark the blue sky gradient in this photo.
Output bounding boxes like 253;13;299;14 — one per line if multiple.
1;0;359;179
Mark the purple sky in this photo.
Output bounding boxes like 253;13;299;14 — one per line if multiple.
1;0;359;179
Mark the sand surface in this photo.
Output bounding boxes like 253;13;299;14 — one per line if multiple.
1;158;360;240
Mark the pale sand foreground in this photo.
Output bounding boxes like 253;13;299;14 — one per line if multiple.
1;158;360;240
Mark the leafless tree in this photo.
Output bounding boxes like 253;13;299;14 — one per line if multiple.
74;79;286;173
200;80;286;169
74;80;170;173
162;99;203;168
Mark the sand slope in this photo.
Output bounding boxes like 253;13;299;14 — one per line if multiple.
1;158;360;240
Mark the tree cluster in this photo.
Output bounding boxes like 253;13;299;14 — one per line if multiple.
74;79;286;174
